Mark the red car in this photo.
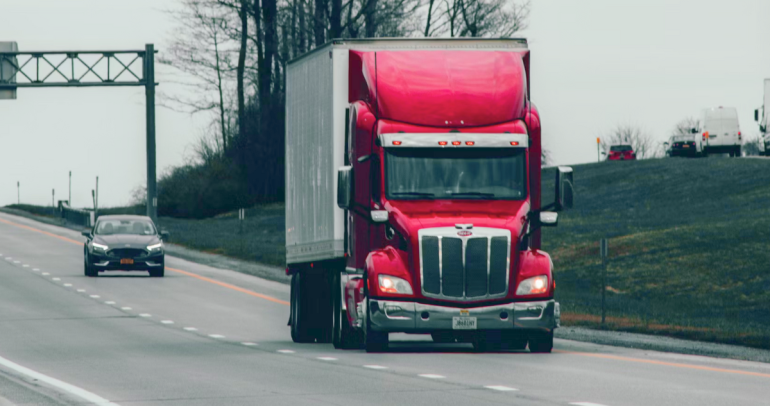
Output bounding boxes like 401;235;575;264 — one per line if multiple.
607;144;636;160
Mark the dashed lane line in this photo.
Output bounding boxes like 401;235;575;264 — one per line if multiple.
418;374;446;379
485;386;518;391
363;365;388;370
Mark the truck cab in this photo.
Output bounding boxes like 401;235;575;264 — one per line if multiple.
285;39;573;354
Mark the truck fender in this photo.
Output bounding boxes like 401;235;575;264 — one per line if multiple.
345;276;365;327
514;249;555;298
364;246;412;298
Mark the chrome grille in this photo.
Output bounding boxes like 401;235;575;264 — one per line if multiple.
418;227;511;301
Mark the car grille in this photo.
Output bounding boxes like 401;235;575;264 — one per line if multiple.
419;227;510;301
108;248;147;258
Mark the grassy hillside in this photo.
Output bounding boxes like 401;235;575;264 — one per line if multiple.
542;157;770;348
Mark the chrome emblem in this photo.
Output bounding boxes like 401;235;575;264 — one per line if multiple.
457;230;472;237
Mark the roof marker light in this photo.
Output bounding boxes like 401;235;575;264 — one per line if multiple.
438;141;448;146
510;141;520;146
451;141;461;146
465;141;475;146
392;141;402;145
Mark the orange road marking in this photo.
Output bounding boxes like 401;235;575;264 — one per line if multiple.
0;218;85;246
554;350;770;379
166;267;289;306
0;215;289;306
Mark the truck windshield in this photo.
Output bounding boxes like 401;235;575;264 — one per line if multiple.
385;148;526;200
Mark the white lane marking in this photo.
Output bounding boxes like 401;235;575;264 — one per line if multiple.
76;289;86;293
0;353;120;406
22;264;29;268
317;357;337;361
570;403;610;406
363;365;388;370
13;261;20;264
42;272;50;276
32;268;39;271
52;278;61;281
209;334;226;339
241;342;258;346
89;295;100;299
105;301;115;305
161;320;174;324
277;350;295;354
138;314;151;318
4;257;11;260
485;386;518;391
418;374;445;379
121;307;132;311
183;327;197;331
64;284;72;287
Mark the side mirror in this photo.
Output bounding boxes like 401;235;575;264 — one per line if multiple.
555;167;574;211
160;230;170;240
540;211;558;227
81;229;92;238
756;109;760;122
337;166;353;210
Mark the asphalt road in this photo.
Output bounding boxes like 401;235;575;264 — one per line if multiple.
0;212;768;406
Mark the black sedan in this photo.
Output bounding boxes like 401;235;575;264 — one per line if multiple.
82;215;169;277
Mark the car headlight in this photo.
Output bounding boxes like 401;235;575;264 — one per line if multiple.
516;275;549;295
378;275;413;295
147;242;163;251
92;242;108;251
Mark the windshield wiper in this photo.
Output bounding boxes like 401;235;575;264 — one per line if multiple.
450;192;496;198
392;192;435;198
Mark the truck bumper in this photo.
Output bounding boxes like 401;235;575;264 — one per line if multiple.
368;299;559;333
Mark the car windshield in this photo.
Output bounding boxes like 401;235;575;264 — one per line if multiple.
610;145;633;152
95;219;156;235
385;148;526;200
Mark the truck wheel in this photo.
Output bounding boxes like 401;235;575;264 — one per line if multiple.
364;299;388;353
290;273;313;343
332;271;359;349
528;331;554;353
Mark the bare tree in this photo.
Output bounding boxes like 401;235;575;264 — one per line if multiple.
674;117;699;136
428;0;528;37
161;0;236;151
601;125;657;159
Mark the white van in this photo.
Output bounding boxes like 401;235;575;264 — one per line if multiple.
700;107;742;156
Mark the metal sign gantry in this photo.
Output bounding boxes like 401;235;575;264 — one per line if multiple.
0;43;159;221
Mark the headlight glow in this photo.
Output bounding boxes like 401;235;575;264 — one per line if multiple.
516;275;549;296
92;242;108;251
378;275;413;295
147;243;163;251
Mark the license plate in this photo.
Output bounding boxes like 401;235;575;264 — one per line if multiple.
452;317;477;330
683;145;690;148
120;258;134;265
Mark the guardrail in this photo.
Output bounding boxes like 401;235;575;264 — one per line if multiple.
58;202;93;228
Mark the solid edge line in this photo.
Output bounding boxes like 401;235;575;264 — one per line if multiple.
555;350;770;379
0;214;290;307
0;353;120;405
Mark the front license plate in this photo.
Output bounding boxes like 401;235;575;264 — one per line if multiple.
120;258;134;265
452;317;477;330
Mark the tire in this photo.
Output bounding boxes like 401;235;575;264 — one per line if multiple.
84;254;97;277
528;331;554;353
332;271;360;349
290;272;314;343
364;299;388;353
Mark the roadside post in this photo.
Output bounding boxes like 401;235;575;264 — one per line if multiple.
17;181;19;204
597;137;601;162
69;171;71;206
238;208;245;234
52;189;55;216
600;238;609;325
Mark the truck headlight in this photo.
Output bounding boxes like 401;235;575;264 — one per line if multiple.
516;275;549;295
92;242;108;251
378;275;413;295
147;242;163;252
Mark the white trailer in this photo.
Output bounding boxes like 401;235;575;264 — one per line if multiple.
758;79;769;155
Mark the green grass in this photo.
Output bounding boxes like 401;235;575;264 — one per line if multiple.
541;157;770;349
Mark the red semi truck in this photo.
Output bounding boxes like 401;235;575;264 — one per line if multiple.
285;39;573;353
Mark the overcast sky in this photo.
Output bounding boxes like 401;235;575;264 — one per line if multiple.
1;0;769;208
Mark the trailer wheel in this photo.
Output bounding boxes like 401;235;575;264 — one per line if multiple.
528;331;554;353
290;273;314;343
332;271;360;349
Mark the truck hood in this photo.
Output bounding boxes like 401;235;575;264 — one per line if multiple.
364;50;528;128
384;199;529;240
